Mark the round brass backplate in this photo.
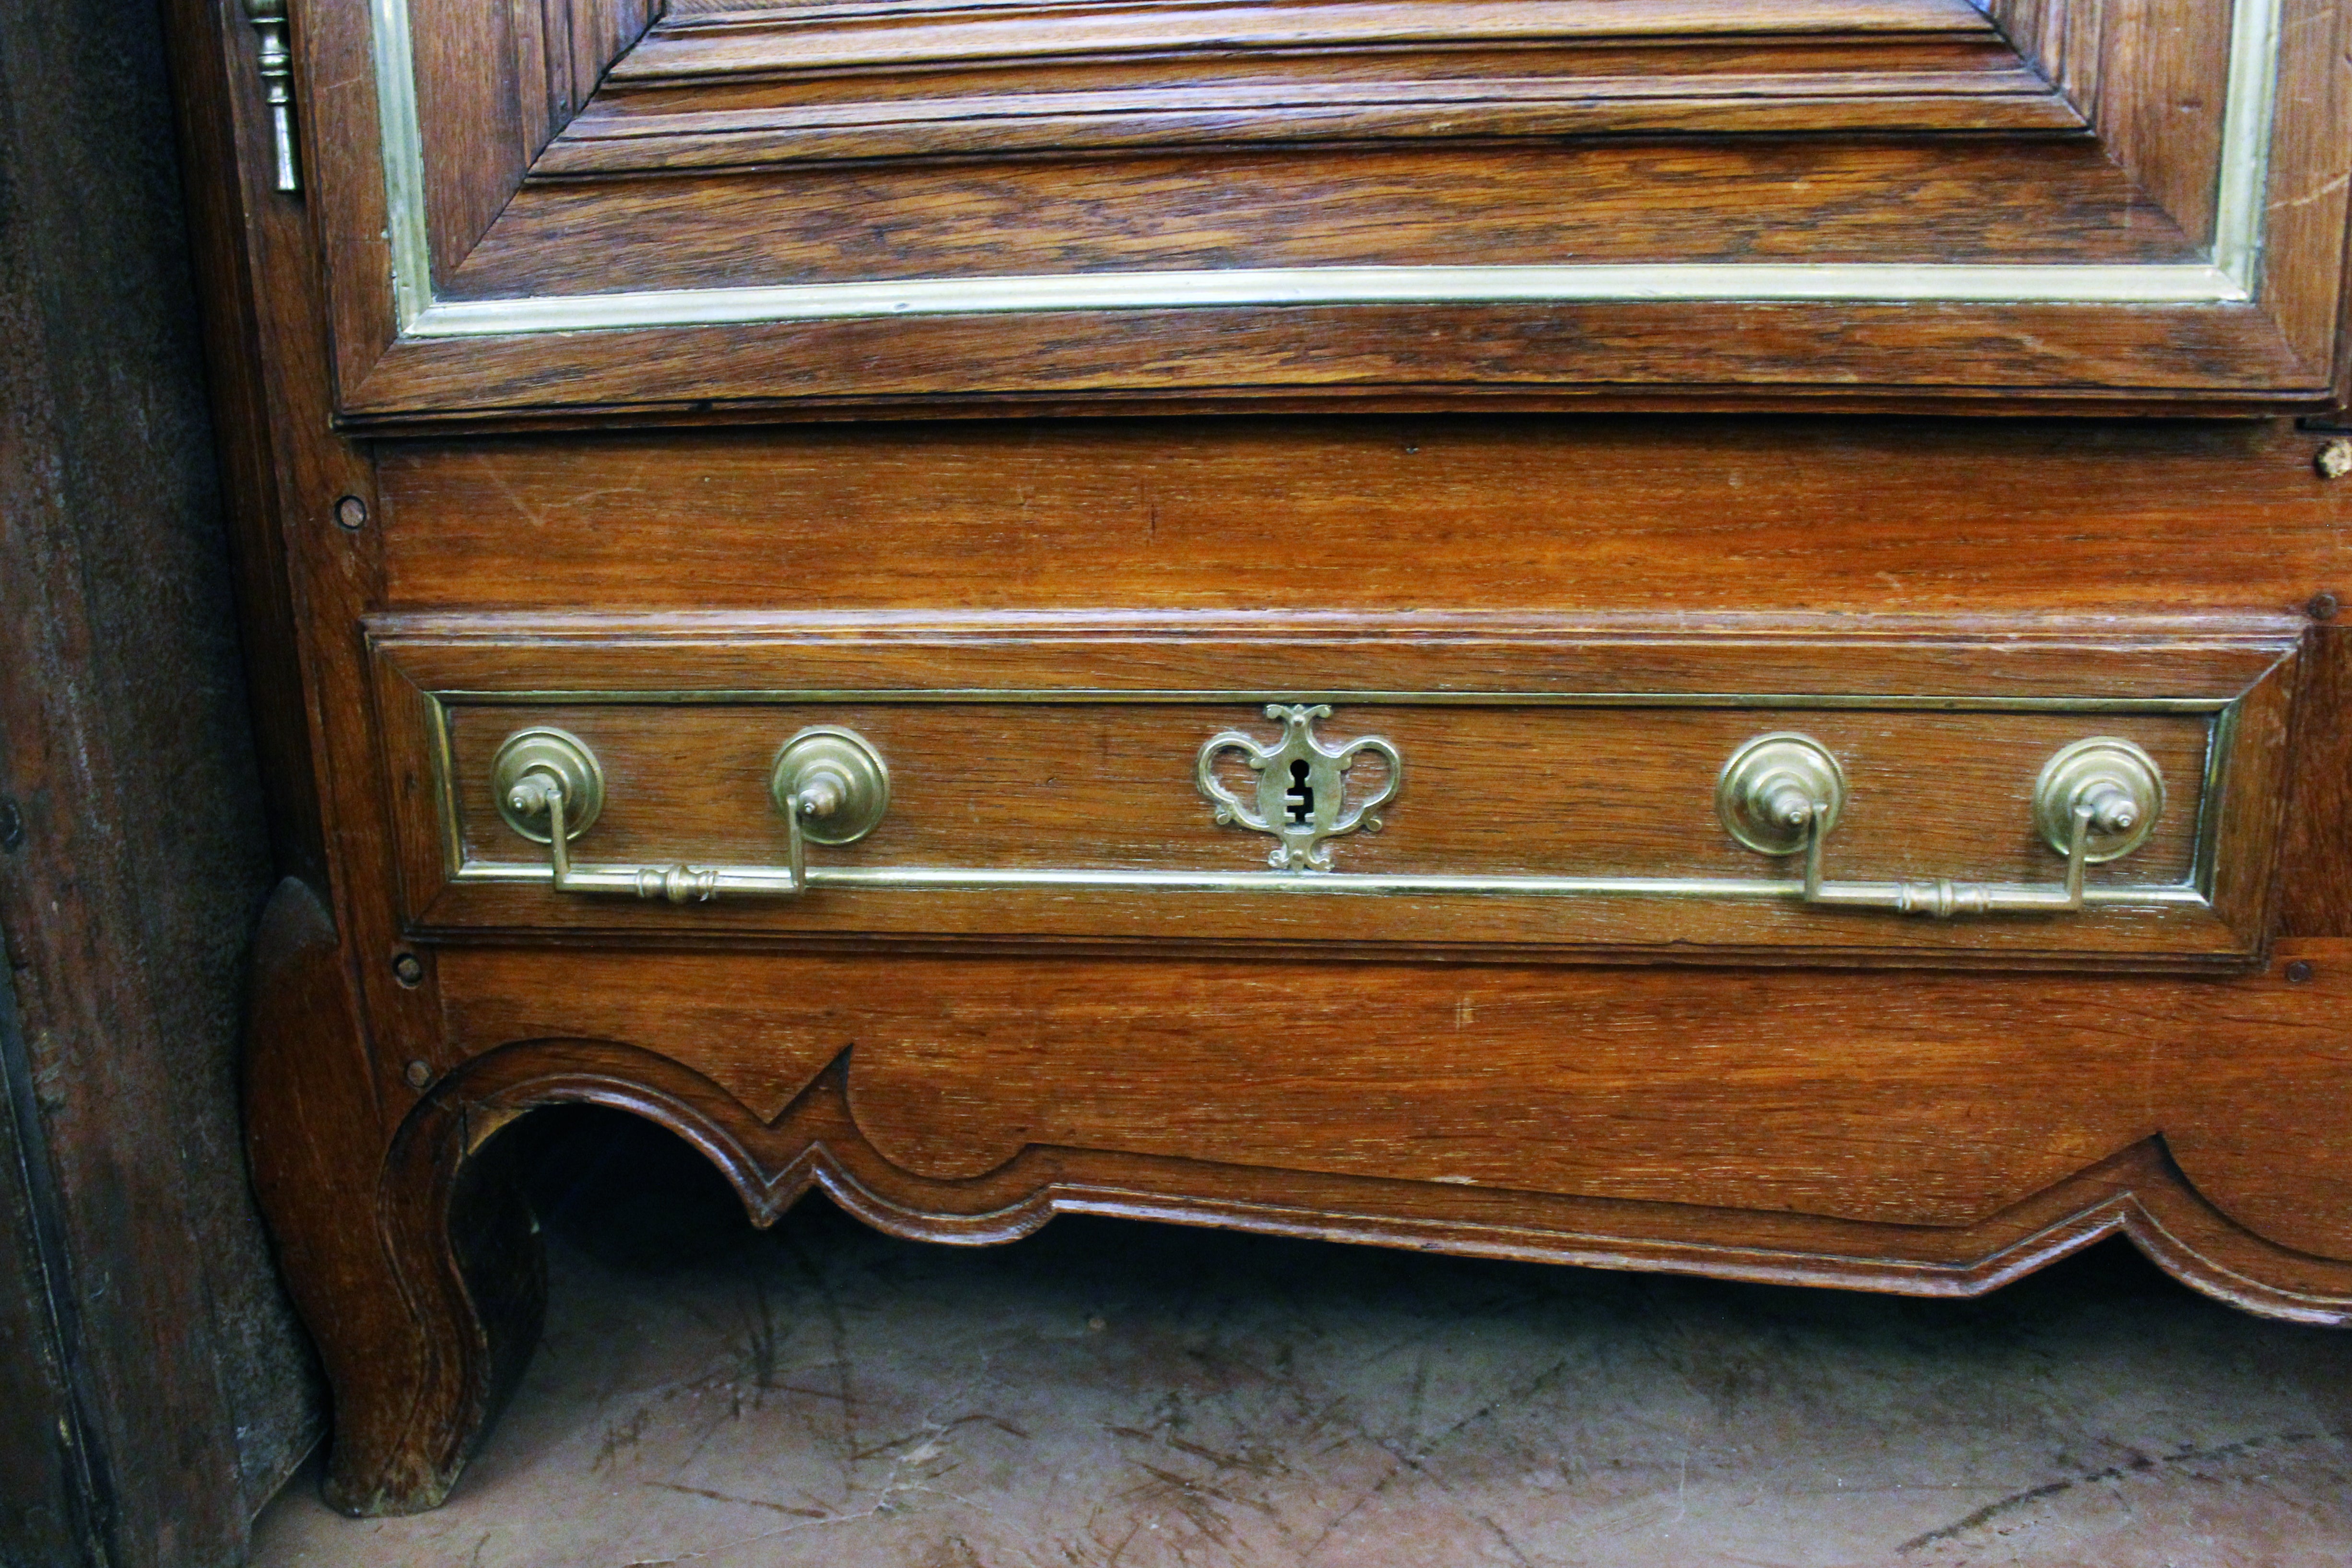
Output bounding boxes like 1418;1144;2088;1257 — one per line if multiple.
2033;737;2163;863
769;726;890;846
489;727;604;843
1716;733;1847;856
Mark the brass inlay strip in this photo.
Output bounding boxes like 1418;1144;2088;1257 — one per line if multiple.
422;688;2238;712
449;861;2210;907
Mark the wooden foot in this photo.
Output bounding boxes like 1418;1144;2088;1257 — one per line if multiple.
245;879;544;1515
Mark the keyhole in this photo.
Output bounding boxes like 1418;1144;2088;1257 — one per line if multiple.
1285;759;1315;825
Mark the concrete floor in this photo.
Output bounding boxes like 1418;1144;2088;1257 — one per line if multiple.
252;1110;2352;1567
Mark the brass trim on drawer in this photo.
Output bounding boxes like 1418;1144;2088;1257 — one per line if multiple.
454;709;2209;921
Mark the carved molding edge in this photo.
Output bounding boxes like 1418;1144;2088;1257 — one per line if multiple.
415;1037;2352;1328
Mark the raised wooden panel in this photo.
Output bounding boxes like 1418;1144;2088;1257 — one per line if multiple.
408;0;656;277
555;0;2082;175
282;0;2352;419
1986;0;2235;246
449;143;2203;297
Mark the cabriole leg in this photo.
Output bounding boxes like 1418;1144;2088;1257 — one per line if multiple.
244;879;544;1514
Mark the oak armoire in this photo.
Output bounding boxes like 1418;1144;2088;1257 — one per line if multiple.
164;0;2352;1513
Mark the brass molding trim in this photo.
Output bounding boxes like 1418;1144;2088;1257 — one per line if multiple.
421;689;2239;713
448;861;2210;907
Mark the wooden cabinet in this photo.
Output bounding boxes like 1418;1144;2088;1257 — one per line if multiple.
170;0;2352;1519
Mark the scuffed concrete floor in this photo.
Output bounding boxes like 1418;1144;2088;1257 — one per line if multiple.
252;1110;2352;1566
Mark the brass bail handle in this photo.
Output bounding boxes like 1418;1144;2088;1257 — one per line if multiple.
492;725;888;903
1717;732;2164;918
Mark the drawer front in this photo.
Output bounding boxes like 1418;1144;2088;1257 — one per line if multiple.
372;616;2299;967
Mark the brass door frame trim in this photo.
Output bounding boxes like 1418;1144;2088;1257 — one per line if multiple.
364;0;2283;337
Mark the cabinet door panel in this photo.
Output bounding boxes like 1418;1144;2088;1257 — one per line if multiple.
265;0;2352;421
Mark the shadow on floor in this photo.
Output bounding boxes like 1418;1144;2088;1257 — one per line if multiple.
253;1107;2352;1568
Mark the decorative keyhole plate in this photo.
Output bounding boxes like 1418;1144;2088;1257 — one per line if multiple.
1196;705;1403;870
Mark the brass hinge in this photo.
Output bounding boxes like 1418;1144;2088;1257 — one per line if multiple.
242;0;299;193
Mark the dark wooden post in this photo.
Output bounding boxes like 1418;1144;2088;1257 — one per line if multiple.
0;0;321;1561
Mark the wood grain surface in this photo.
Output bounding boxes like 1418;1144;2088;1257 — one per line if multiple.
0;969;91;1568
245;880;545;1517
1;0;314;1556
376;419;2352;616
560;8;2074;174
330;299;2334;422
2277;616;2352;940
409;0;654;274
1988;0;2234;249
448;143;2196;301
279;939;2352;1514
630;0;2006;77
2281;624;2352;931
470;1022;2352;1319
427;938;2352;1287
434;702;2214;893
413;701;2239;958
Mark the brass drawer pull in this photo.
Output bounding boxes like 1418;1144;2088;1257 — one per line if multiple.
493;725;888;903
1716;732;2164;919
482;724;2166;917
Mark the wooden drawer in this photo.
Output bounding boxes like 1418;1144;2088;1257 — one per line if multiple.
372;615;2300;967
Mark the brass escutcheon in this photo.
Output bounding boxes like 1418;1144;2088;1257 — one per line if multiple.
1196;704;1401;872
